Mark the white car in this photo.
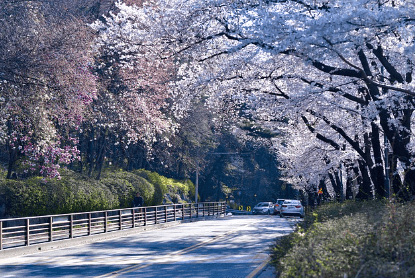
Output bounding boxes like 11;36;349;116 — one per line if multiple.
273;199;285;215
252;202;275;215
280;200;304;218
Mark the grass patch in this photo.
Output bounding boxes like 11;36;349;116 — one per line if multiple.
271;200;415;277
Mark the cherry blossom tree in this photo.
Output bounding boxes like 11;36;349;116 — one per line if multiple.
0;1;97;179
85;2;180;179
96;0;415;199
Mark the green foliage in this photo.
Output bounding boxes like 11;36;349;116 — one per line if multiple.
184;179;196;201
134;169;194;205
0;169;120;217
0;167;189;217
101;169;154;207
0;177;49;217
272;200;415;278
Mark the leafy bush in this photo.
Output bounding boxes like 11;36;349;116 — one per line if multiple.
0;177;49;217
0;167;195;217
101;169;155;207
0;169;120;217
134;169;195;205
51;169;119;213
273;200;415;278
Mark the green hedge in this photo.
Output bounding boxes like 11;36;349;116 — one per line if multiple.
0;169;119;217
0;168;195;217
100;170;155;207
134;169;195;205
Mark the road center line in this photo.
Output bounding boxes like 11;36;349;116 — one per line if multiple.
95;220;264;278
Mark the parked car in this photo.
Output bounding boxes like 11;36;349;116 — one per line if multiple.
252;202;275;215
280;200;304;218
273;199;285;215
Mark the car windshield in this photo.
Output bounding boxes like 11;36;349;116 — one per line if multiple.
257;203;269;207
277;200;285;204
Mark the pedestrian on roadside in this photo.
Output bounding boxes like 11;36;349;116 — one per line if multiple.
133;191;144;207
132;191;144;225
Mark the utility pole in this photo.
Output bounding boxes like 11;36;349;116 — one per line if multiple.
195;168;199;203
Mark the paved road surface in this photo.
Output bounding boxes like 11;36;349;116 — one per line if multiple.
0;215;299;278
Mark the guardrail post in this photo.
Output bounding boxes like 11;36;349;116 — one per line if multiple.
0;221;2;250
26;218;30;246
144;207;147;226
173;204;176;221
119;210;122;230
182;204;185;220
104;211;107;233
70;214;73;238
132;209;135;228
164;206;167;223
49;217;53;242
88;213;92;235
190;204;192;219
155;207;158;224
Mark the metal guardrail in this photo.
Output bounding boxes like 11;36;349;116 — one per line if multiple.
0;202;225;251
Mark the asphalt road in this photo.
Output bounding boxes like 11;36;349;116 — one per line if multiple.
0;215;299;278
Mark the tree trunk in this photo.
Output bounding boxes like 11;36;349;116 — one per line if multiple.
355;160;373;200
328;171;341;201
95;129;108;180
87;130;95;178
6;146;17;179
370;122;386;198
319;178;330;201
380;107;414;199
345;161;355;200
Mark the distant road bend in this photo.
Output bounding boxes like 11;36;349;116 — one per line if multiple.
0;215;297;278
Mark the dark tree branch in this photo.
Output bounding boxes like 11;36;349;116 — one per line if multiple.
367;43;404;83
301;115;341;150
307;109;366;159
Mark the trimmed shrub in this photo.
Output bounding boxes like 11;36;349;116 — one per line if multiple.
101;169;155;207
273;200;415;278
0;169;120;217
49;169;119;213
134;169;195;205
0;177;49;217
0;167;193;217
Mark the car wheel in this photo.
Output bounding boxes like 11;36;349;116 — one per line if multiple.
267;210;270;215
280;213;284;218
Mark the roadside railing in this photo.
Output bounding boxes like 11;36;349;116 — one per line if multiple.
0;202;225;251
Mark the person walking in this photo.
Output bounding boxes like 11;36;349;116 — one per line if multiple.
133;191;144;207
133;191;144;225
